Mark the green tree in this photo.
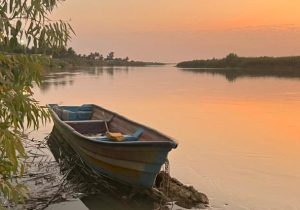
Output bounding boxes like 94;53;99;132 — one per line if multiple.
106;51;114;60
67;47;76;57
0;0;73;207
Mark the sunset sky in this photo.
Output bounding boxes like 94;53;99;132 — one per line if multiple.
52;0;300;62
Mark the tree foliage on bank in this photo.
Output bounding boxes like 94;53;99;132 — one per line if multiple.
1;43;165;67
51;48;134;67
51;48;164;67
0;0;73;207
176;53;300;69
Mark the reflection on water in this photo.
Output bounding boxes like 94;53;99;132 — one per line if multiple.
40;67;131;93
180;67;300;82
34;65;300;210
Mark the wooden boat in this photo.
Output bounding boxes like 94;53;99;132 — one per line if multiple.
48;104;178;188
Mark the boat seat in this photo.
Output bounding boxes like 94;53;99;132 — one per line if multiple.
51;104;93;121
93;127;144;142
78;104;93;111
62;110;92;121
65;120;105;124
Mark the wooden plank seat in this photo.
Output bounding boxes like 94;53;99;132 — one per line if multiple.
65;120;105;124
65;120;106;135
61;110;92;121
92;127;145;142
51;104;93;121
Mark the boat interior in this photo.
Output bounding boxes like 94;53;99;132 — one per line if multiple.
50;104;159;142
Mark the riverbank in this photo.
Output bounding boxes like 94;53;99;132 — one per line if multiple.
176;53;300;69
49;58;165;69
47;58;165;70
40;47;166;68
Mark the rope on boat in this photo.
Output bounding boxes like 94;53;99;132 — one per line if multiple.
162;158;170;197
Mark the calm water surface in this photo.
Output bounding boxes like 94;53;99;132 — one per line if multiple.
33;65;300;210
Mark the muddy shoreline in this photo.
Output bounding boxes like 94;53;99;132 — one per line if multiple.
14;130;209;209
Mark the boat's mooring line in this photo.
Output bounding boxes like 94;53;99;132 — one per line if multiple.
162;159;170;197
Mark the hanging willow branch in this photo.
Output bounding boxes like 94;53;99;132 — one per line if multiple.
0;0;74;49
0;0;73;208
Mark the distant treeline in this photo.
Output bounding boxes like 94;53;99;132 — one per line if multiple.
49;48;164;67
0;44;164;68
176;53;300;69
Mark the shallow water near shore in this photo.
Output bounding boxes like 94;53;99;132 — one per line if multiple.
32;65;300;210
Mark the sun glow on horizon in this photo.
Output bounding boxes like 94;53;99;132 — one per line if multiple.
51;0;300;62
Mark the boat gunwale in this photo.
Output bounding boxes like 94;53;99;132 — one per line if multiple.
48;104;178;149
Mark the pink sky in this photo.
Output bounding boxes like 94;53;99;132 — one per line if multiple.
52;0;300;62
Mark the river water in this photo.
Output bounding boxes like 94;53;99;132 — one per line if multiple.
33;65;300;210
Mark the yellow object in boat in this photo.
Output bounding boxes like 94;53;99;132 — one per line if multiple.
106;132;125;141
